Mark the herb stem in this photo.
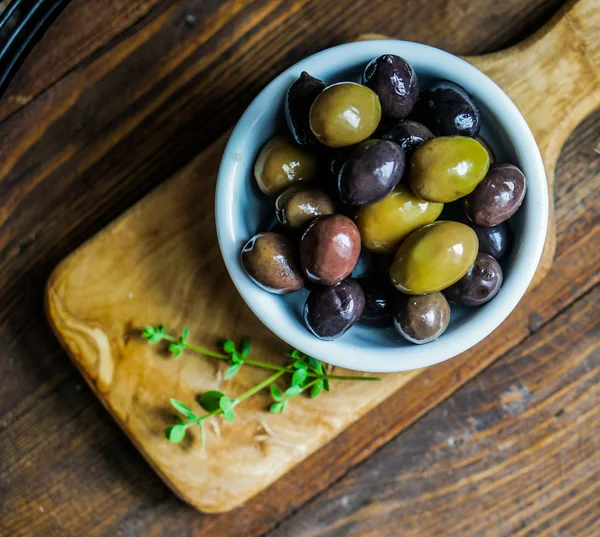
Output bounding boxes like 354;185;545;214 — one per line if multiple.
234;370;287;405
161;335;229;360
321;374;381;382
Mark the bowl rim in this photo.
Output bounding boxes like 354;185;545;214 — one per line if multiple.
215;39;548;373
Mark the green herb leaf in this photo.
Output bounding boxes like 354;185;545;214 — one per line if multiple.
292;360;305;369
240;338;251;358
198;390;225;412
181;327;189;343
223;340;236;354
270;402;285;414
284;385;302;398
219;396;235;422
292;368;308;387
165;424;187;443
169;343;184;359
231;351;243;365
170;398;195;419
143;325;166;344
270;385;283;401
311;379;324;398
309;357;324;375
224;362;241;379
324;378;330;392
290;349;301;360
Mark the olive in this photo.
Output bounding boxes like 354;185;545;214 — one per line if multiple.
338;139;405;206
466;220;513;262
357;277;394;328
300;214;361;285
390;221;478;294
327;147;354;177
409;136;490;203
254;136;318;196
382;120;434;157
476;136;495;164
241;232;304;294
286;71;326;146
412;80;481;137
304;279;365;340
309;82;381;147
275;186;335;229
393;292;450;344
362;54;419;120
464;163;527;227
444;253;503;306
355;185;444;254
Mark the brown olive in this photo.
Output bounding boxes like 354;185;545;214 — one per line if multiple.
254;136;318;196
390;221;479;294
300;215;361;285
393;292;450;344
464;163;527;226
241;232;304;294
275;186;335;229
309;83;381;147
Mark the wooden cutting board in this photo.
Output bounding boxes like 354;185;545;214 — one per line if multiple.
45;0;599;514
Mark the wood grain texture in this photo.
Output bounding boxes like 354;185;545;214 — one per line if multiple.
1;0;598;535
43;0;598;515
267;278;600;537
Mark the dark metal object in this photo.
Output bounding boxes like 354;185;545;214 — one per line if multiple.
0;0;71;98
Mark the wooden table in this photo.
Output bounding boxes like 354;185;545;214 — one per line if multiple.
1;1;598;536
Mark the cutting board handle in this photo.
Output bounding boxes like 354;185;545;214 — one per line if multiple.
359;0;600;286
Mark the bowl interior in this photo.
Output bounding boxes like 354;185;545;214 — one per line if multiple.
216;40;547;372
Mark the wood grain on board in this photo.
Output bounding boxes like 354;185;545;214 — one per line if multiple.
45;0;599;514
1;0;599;535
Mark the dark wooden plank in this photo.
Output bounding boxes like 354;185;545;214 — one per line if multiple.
265;281;600;537
0;0;590;535
0;0;169;121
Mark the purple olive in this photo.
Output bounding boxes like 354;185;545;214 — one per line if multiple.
362;55;419;119
444;253;503;306
285;72;326;146
464;163;527;226
304;279;365;340
338;139;405;206
357;277;394;328
466;220;513;262
382;120;434;157
413;80;480;137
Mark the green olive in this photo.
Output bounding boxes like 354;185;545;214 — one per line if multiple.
355;185;443;254
408;136;490;202
390;221;478;294
254;136;318;196
309;83;381;148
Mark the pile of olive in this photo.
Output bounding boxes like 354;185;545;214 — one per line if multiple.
241;54;527;344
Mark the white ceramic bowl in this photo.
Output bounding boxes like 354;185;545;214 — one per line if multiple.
216;40;547;373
